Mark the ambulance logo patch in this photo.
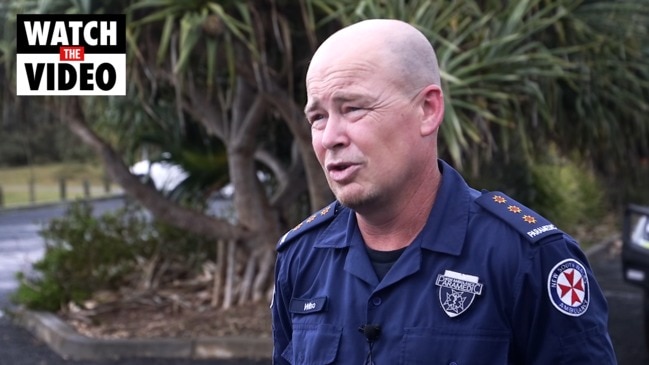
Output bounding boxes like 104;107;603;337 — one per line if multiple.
436;270;483;318
547;259;590;317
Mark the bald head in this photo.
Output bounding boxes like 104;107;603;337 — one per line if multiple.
308;19;441;92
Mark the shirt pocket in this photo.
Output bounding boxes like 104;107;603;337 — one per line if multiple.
401;327;510;365
282;323;342;365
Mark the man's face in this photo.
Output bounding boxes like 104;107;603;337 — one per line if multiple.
305;51;425;211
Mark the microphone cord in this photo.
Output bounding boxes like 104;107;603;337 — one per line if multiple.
364;340;376;365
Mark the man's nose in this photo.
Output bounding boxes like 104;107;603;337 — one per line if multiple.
320;114;349;150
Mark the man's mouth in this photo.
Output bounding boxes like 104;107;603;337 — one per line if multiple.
326;162;360;182
327;162;352;172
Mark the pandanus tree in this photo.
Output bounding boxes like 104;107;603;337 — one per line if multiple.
318;0;649;197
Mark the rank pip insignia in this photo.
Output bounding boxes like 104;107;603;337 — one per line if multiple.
436;270;484;317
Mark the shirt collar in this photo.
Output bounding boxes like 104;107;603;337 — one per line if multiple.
417;160;470;255
314;160;471;256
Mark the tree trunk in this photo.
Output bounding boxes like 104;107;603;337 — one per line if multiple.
237;249;256;305
264;90;333;211
253;246;275;302
211;239;226;307
223;239;236;310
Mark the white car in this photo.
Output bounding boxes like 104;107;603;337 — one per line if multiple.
129;159;272;220
129;160;188;193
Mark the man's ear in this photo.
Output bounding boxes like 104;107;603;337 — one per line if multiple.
419;84;444;137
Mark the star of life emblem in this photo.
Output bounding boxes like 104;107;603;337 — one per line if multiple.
547;259;590;317
436;270;483;318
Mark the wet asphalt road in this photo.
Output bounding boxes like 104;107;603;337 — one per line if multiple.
0;199;648;364
592;248;648;365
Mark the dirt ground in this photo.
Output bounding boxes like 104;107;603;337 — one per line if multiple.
60;287;272;340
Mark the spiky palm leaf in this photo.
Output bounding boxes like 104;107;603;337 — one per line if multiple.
310;0;649;189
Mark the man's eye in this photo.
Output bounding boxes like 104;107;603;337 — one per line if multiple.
344;106;369;116
307;114;324;125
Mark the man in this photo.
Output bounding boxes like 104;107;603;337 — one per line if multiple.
271;19;617;364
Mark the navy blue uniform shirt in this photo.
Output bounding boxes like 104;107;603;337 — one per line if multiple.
272;160;616;364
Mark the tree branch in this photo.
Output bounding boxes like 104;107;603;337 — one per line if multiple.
262;88;332;210
183;78;226;141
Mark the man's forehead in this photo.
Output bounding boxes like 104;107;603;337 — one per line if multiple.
307;58;379;82
305;61;384;98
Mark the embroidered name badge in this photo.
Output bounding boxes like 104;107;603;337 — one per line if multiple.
288;297;327;314
436;270;483;318
547;259;590;316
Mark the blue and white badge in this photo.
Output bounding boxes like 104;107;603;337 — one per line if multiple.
436;270;483;318
547;259;590;317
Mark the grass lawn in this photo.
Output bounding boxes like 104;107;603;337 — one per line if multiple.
0;162;122;207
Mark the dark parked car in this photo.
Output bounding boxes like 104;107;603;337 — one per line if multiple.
622;204;649;350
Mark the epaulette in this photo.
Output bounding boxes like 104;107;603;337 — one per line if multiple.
276;201;339;251
475;191;564;244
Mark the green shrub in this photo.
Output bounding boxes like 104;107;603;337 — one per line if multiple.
465;147;606;233
527;158;605;229
12;201;215;311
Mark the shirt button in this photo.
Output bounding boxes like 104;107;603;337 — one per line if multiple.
371;296;382;306
449;362;458;365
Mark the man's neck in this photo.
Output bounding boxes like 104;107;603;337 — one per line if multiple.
356;168;441;251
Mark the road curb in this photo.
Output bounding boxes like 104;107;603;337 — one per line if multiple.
11;308;272;361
